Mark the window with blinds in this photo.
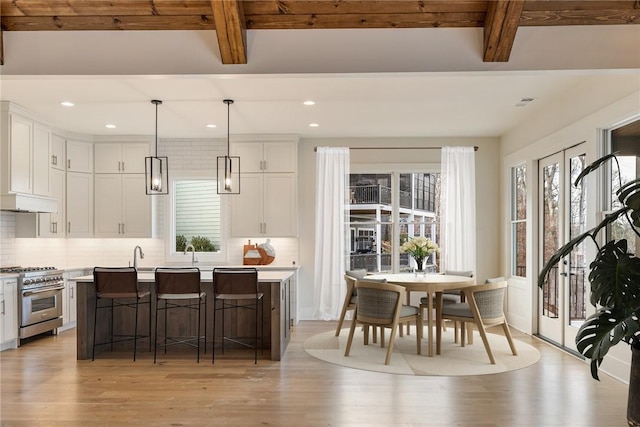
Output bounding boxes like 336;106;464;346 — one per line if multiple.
175;180;221;253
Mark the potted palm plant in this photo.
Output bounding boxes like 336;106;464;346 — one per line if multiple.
538;153;640;426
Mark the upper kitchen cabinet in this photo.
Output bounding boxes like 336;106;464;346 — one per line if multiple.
230;173;297;237
94;174;151;238
0;102;57;212
229;136;298;238
94;142;149;174
0;106;51;197
230;138;297;173
51;133;66;171
67;172;93;237
66;139;93;173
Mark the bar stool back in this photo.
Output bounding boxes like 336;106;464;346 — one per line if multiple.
92;267;151;361
154;267;206;363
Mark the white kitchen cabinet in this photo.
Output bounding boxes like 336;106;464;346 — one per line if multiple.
1;278;18;351
66;140;93;173
3;113;51;197
94;174;151;237
230;173;297;237
39;168;66;237
67;172;93;237
231;140;297;173
51;133;66;171
15;162;66;238
33;122;51;196
94;142;148;174
61;270;84;329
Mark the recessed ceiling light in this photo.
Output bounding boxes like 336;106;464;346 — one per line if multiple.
206;124;217;128
60;101;74;107
105;124;116;129
303;100;315;106
309;123;319;127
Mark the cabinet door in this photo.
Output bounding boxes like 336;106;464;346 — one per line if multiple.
263;173;297;236
51;134;66;170
66;140;93;173
263;142;297;173
10;114;32;194
39;169;65;237
122;174;151;237
231;142;264;173
121;143;148;174
1;279;18;346
94;174;123;236
67;172;93;237
230;174;263;237
32;123;51;196
94;143;122;173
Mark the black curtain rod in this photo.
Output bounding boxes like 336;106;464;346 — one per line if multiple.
313;146;478;152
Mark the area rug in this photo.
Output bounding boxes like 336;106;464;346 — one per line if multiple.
304;326;540;376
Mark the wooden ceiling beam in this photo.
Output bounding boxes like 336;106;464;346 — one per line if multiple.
1;16;216;31
483;0;524;62
211;0;247;65
0;0;213;17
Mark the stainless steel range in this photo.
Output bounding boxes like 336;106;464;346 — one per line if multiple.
0;266;64;341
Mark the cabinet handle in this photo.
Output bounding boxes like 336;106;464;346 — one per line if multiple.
1;300;5;315
68;159;71;169
263;160;267;171
68;222;71;233
122;223;125;234
70;287;74;299
51;155;55;165
122;161;125;171
54;222;58;234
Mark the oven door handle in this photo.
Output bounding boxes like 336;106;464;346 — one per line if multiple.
22;285;65;296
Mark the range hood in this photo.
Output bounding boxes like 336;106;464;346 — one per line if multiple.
1;193;58;213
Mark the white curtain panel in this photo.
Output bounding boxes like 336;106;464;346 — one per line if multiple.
313;147;350;320
440;146;476;273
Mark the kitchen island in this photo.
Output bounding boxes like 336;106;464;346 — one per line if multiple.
75;270;293;361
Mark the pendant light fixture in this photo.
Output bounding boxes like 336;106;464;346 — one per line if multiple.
145;99;169;195
217;99;240;194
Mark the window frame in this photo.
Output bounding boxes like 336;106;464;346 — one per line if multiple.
510;163;527;278
349;163;440;273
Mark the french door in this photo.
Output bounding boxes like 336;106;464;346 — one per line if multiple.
538;144;589;350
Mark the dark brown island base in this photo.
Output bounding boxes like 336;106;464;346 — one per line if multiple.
75;270;294;361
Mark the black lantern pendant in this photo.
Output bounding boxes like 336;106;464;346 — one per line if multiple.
145;100;169;195
217;99;240;194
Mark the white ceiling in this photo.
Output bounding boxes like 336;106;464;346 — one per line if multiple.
1;25;639;140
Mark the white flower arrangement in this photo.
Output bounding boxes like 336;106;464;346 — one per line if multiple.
400;236;439;266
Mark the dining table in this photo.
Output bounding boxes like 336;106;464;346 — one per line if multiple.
365;273;476;357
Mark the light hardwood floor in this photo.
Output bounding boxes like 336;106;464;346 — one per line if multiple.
0;321;630;426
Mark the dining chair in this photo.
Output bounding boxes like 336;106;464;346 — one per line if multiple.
212;268;264;364
420;269;474;342
439;280;517;364
344;279;421;365
92;266;151;361
335;269;367;336
153;267;206;363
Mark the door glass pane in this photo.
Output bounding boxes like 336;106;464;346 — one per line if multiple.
542;162;560;318
569;154;587;325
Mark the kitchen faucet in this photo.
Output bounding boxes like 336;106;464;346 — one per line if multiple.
133;245;144;270
184;244;198;266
